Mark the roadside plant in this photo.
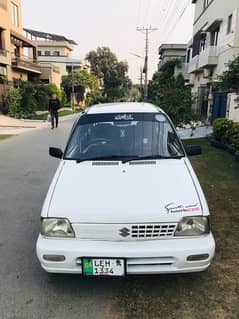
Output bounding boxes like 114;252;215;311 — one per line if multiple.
20;82;37;116
62;69;99;105
6;82;68;117
7;88;22;117
148;61;194;126
86;90;109;106
213;118;239;149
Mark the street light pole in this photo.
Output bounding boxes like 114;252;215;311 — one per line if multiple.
129;53;144;100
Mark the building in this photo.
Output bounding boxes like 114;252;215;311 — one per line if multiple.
187;0;239;119
158;44;189;80
24;29;91;88
0;0;41;83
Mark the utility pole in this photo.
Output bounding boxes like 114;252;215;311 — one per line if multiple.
137;27;158;101
71;62;75;109
139;66;143;100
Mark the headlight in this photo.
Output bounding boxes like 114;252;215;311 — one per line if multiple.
175;216;210;236
41;218;75;238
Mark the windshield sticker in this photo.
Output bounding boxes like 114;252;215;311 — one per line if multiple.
155;114;166;122
120;129;126;138
165;203;201;214
115;114;134;121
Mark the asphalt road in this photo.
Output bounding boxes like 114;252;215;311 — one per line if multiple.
0;117;208;319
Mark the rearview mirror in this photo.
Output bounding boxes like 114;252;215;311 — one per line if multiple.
185;145;202;156
49;147;63;159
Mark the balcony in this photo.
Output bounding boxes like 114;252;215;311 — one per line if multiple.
188;55;199;73
198;46;218;69
0;49;10;66
11;56;41;74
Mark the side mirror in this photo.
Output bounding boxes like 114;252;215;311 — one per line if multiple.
185;145;202;156
49;147;63;159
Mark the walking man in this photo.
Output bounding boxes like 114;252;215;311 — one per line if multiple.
49;93;60;129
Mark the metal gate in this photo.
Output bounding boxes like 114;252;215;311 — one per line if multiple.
212;93;227;121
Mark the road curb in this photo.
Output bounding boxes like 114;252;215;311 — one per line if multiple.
0;124;36;129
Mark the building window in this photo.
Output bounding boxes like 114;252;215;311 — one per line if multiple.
199;33;207;52
14;45;20;58
44;51;51;56
0;29;4;50
210;27;220;46
186;49;191;63
11;2;19;26
53;51;60;56
38;51;42;56
227;14;233;34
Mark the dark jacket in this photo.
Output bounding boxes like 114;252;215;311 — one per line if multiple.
49;98;60;113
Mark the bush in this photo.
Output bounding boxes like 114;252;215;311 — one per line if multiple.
60;89;67;107
34;83;52;111
20;82;36;116
48;83;61;99
230;123;239;149
213;118;239;149
213;118;234;143
7;88;22;117
6;81;69;117
86;91;108;106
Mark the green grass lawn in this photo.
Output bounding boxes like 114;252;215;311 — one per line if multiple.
111;139;239;319
0;135;14;141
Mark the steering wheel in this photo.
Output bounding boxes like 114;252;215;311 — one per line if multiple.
82;138;112;154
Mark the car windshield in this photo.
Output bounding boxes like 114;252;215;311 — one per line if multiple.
64;112;184;161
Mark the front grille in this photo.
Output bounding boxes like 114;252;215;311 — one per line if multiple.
73;223;178;241
130;224;177;239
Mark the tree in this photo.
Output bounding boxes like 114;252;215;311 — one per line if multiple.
148;60;193;125
86;47;132;101
128;86;141;102
61;69;99;104
86;90;109;106
215;56;239;93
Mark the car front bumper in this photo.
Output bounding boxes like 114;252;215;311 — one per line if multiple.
36;233;215;274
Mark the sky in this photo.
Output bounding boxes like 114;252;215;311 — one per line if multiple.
21;0;195;84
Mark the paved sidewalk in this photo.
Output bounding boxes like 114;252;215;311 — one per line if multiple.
0;113;79;135
177;125;213;139
0;114;48;135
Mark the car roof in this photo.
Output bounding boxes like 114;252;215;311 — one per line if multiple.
85;102;165;114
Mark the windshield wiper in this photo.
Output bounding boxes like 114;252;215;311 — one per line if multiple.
122;155;184;163
76;155;129;163
76;154;184;164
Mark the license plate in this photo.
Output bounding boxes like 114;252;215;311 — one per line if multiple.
82;258;125;276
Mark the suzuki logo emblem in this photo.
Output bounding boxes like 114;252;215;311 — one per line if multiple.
119;227;130;237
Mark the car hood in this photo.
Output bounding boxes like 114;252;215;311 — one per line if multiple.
47;159;203;223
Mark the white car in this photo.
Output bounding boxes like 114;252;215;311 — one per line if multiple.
36;102;215;276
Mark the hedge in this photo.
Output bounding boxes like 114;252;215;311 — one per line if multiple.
213;118;239;150
6;82;67;118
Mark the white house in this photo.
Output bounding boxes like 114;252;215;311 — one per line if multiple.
24;29;91;87
158;44;189;81
187;0;239;121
